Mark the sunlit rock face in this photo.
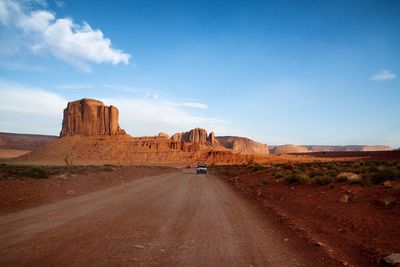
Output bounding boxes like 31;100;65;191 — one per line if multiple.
60;98;125;137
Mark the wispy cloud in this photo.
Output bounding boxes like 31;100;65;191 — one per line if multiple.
0;79;232;136
54;0;64;8
166;101;208;109
370;69;397;81
0;79;67;117
54;84;95;90
0;0;131;72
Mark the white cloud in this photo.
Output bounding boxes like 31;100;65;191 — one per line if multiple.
54;84;95;90
54;0;64;8
0;80;67;135
0;80;67;116
102;98;231;136
0;0;131;72
166;101;208;109
370;69;397;81
0;80;233;136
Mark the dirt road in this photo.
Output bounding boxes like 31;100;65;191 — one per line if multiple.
0;169;320;266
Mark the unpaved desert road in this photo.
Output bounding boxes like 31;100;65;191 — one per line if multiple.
0;169;316;266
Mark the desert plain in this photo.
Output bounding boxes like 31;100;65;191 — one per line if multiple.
0;98;399;267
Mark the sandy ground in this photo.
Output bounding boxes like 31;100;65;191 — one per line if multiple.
0;166;176;215
0;169;334;266
212;164;400;267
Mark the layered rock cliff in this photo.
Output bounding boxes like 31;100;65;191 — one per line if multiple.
269;144;393;154
302;145;392;152
269;144;309;154
0;132;57;151
60;98;126;137
216;136;269;155
171;128;218;146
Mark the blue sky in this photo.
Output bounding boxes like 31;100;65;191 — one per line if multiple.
0;0;399;147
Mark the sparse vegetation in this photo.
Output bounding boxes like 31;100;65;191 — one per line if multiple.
0;164;124;180
284;172;309;184
0;165;49;179
314;175;333;185
370;169;399;184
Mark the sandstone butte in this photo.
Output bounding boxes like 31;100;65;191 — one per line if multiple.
18;98;278;166
60;98;125;137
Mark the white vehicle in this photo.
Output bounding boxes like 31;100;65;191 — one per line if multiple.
196;164;207;174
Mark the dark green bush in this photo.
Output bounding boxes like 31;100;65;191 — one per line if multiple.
25;167;48;179
370;169;399;184
314;175;333;185
284;172;309;184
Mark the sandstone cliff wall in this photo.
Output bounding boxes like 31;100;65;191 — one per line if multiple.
60;98;125;137
216;136;269;155
171;128;218;146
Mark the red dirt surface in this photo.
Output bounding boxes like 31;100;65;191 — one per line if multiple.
212;162;400;266
0;169;337;266
0;166;177;215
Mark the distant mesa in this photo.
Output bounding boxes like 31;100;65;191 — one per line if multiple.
60;98;126;137
269;144;392;154
216;136;269;155
270;144;309;154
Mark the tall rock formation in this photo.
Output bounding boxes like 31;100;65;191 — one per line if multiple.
216;136;269;155
171;128;218;146
60;98;125;137
207;132;218;146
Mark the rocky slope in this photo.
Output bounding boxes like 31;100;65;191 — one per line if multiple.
216;136;269;155
18;135;264;166
60;98;125;137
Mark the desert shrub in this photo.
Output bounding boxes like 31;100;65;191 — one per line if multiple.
25;167;49;179
352;162;361;168
309;171;319;178
314;175;333;185
252;164;267;171
370;169;399;184
284;172;309;184
260;180;268;186
0;165;49;179
274;172;285;178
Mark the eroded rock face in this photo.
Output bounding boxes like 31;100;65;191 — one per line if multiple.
270;144;309;154
171;128;218;146
208;132;218;146
60;98;125;137
216;136;269;155
158;132;170;139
